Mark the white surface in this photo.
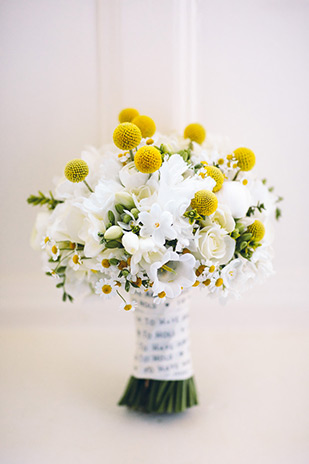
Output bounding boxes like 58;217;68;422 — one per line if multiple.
1;327;308;464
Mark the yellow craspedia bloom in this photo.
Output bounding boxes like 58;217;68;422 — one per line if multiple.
118;108;139;123
64;159;89;183
205;166;224;192
134;146;162;173
113;123;142;150
184;123;206;144
190;190;218;216
247;220;265;241
234;147;256;171
132;115;156;138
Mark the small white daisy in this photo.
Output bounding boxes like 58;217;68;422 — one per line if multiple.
153;291;167;304
49;241;60;261
69;253;82;271
95;278;117;299
41;235;50;249
119;300;137;312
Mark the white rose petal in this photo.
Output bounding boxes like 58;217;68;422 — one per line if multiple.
216;181;252;218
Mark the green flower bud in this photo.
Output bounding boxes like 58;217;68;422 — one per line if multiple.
109;258;120;265
115;204;125;214
131;208;139;219
115;191;135;209
123;214;131;224
104;225;123;240
108;210;115;224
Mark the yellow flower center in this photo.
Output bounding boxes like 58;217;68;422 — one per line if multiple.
234;147;256;171
132;115;156;138
184;123;206;144
69;242;76;250
134;146;162;173
91;269;98;273
44;237;49;244
124;304;132;311
118;260;127;270
113;123;142;150
118;108;139;123
203;279;211;286
209;265;215;273
215;278;223;287
158;291;166;299
51;245;58;254
155;222;160;228
72;255;79;264
101;259;110;268
64;159;89;183
226;154;233;160
102;285;112;294
190;190;218;216
218;158;224;165
242;179;248;185
192;280;200;287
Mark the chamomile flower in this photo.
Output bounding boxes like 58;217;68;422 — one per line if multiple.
120;300;137;312
95;278;117;299
69;253;82;271
41;235;50;249
153;291;168;304
49;241;60;261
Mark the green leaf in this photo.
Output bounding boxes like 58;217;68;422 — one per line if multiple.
108;210;115;224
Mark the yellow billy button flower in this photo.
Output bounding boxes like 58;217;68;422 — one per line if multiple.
134;146;162;173
247;220;265;241
64;159;89;183
184;123;206;144
132;115;156;138
190;190;218;216
234;147;256;171
113;123;142;150
204;166;224;192
118;108;139;123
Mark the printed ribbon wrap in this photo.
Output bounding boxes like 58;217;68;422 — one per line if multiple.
132;291;193;381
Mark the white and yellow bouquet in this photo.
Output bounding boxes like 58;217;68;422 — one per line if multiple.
28;108;282;413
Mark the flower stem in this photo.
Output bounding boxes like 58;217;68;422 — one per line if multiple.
129;150;134;162
233;169;240;181
83;180;94;193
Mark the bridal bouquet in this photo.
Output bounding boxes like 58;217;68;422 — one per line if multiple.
28;108;282;413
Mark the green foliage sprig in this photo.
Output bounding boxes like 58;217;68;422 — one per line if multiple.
27;191;64;210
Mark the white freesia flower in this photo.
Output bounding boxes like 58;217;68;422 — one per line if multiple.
216;181;252;218
197;224;235;265
122;232;139;254
149;249;196;298
139;203;177;247
119;161;149;189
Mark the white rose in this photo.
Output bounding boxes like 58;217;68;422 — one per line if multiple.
203;203;235;233
197;224;235;265
119;161;149;189
122;232;139;254
216;181;252;218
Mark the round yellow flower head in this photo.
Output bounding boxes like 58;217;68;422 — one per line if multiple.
134;146;162;173
64;159;89;183
205;166;224;192
191;190;218;216
118;108;139;123
184;123;206;144
132;115;156;138
247;220;265;241
234;147;256;171
113;123;142;150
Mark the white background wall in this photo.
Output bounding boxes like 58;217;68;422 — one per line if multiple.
0;0;308;328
